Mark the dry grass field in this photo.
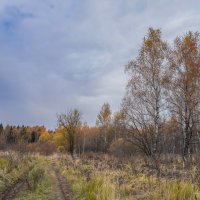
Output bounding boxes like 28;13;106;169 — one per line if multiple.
1;151;200;200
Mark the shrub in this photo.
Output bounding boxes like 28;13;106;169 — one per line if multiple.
57;146;65;153
109;138;135;158
0;159;8;170
25;166;44;191
26;142;56;155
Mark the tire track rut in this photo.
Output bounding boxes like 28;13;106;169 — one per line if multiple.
50;163;74;200
0;165;34;200
0;175;26;200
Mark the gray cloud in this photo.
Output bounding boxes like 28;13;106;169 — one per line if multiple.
0;0;199;129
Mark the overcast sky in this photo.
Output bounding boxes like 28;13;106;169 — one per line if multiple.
0;0;199;129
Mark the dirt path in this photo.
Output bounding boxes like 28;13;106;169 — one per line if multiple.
49;164;74;200
0;161;74;200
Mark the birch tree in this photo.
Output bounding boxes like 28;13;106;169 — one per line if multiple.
123;28;168;163
166;31;200;159
96;103;112;152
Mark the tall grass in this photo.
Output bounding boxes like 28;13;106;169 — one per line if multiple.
63;154;200;199
77;175;118;200
16;175;51;200
150;180;200;200
61;158;120;200
15;156;51;200
0;152;36;192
